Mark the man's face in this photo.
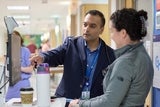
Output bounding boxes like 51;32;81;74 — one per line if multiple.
82;14;104;42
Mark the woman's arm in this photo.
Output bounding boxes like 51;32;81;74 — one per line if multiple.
21;65;34;73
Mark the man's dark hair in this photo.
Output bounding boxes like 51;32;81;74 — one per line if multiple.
85;10;105;27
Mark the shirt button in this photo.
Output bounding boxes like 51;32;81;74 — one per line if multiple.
80;84;83;88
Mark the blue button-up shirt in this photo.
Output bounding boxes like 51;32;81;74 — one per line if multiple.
83;41;101;91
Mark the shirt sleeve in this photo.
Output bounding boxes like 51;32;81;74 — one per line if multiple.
21;47;31;67
41;36;72;66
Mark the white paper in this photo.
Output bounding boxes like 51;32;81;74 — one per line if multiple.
153;42;160;88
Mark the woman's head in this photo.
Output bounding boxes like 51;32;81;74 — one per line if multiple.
110;8;148;41
12;30;24;46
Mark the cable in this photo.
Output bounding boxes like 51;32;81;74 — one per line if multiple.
0;65;4;83
0;55;8;90
0;79;9;90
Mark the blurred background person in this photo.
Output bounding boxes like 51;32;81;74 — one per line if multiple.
41;39;51;52
27;39;37;54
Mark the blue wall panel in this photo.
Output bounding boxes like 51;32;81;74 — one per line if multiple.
153;87;160;107
153;0;160;107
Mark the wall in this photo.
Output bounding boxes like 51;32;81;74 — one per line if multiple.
0;22;7;64
0;21;7;103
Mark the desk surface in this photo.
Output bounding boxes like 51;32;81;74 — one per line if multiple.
50;66;63;74
5;98;66;107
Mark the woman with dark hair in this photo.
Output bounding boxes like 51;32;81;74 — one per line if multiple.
69;8;154;107
5;30;34;102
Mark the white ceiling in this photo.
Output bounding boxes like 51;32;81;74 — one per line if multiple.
0;0;108;34
0;0;72;34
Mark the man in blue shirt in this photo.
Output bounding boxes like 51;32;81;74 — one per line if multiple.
30;10;115;106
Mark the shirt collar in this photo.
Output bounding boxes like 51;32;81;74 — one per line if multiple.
84;39;101;52
115;42;143;58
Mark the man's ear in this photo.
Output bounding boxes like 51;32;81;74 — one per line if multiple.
100;27;104;34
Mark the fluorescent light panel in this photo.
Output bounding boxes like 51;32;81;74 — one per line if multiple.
59;1;70;5
7;6;29;10
13;15;30;19
50;15;60;18
17;20;30;25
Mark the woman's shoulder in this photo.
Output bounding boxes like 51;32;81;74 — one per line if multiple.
21;46;31;53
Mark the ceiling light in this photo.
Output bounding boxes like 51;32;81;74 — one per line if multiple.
16;20;31;25
7;6;29;10
50;15;60;19
59;1;70;5
13;15;30;19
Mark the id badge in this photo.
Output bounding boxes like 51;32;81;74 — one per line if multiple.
81;91;90;100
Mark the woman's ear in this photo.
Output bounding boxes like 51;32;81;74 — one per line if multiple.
121;29;127;39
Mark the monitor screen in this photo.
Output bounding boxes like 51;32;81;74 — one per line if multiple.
4;16;21;86
4;16;18;35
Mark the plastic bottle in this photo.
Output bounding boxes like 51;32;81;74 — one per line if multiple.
36;63;50;107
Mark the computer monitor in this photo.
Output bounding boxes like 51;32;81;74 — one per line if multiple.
4;16;21;86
